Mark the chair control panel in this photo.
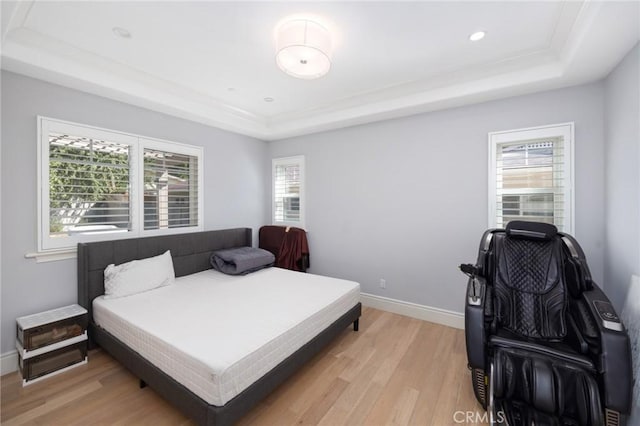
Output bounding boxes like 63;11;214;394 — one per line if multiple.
593;301;623;332
467;278;484;306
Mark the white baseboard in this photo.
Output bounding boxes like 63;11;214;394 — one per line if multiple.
1;350;18;375
360;293;464;329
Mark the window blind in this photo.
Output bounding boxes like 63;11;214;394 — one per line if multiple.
496;137;566;230
143;148;199;230
48;132;131;238
274;162;301;222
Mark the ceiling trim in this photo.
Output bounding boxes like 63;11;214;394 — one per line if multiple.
1;0;32;42
1;28;268;138
1;1;636;141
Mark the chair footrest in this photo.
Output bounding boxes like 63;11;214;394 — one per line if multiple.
492;347;602;425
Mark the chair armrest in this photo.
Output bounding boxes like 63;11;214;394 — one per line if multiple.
465;275;488;369
578;283;633;414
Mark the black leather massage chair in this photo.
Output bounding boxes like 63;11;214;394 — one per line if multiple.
461;221;633;426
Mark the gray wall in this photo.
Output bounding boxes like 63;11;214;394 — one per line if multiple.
604;43;640;310
0;71;269;355
269;83;606;313
3;68;625;356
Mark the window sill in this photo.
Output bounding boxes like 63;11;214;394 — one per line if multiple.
25;248;77;263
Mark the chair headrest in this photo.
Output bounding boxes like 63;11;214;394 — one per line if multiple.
506;221;558;241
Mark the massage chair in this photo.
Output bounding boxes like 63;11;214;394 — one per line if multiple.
461;221;633;426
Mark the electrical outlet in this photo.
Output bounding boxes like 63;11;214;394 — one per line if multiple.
379;278;386;289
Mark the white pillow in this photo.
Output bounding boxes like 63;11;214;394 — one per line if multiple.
104;250;175;299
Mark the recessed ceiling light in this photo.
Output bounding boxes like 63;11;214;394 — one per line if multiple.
112;27;131;39
227;87;235;92
469;31;486;42
264;97;275;103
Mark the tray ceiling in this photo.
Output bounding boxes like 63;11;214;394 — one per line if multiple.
2;1;638;140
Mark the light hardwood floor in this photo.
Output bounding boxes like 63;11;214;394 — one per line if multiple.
1;307;487;425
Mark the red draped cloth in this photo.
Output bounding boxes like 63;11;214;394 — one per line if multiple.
259;226;309;272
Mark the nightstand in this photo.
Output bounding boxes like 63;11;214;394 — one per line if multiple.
16;304;88;386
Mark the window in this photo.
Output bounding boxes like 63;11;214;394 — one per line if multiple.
272;156;305;227
38;117;203;251
488;123;574;233
142;144;200;231
48;131;133;239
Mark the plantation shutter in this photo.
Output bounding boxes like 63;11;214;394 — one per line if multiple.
48;132;131;237
495;137;566;230
143;148;199;230
274;161;301;223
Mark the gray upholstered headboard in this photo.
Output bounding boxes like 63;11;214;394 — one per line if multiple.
77;228;252;321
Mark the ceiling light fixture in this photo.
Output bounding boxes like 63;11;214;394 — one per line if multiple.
469;31;486;42
264;97;275;102
112;27;131;39
275;19;332;79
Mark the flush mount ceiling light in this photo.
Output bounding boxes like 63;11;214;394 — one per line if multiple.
469;31;486;41
275;19;332;80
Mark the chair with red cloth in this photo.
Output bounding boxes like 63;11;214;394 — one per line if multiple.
258;225;310;272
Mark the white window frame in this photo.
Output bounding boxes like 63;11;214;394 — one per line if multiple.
37;116;204;253
272;155;305;229
488;122;575;234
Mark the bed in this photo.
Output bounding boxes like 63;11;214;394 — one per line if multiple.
77;228;361;425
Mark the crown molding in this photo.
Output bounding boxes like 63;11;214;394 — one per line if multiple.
1;27;270;139
1;1;635;141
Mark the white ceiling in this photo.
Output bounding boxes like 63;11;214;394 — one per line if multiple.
2;1;639;140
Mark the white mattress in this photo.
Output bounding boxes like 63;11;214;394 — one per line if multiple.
93;267;360;406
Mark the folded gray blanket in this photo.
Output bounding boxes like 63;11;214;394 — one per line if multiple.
210;246;275;275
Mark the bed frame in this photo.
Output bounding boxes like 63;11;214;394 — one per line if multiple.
77;228;361;426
